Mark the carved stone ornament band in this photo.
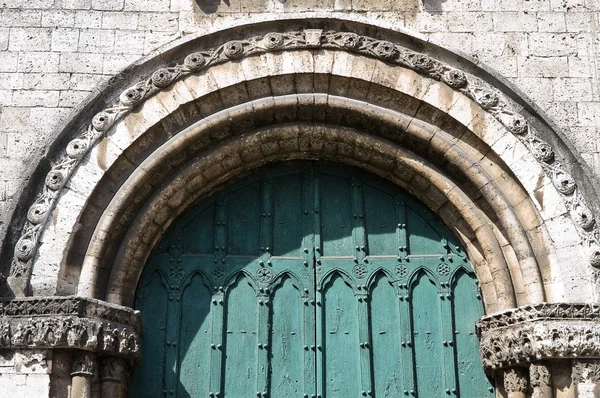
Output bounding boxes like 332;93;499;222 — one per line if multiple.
477;303;600;370
0;297;141;360
10;29;600;285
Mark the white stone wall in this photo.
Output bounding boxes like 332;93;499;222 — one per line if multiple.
0;0;599;263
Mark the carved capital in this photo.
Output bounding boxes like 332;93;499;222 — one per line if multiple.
0;297;141;360
477;303;600;371
99;356;128;382
504;368;528;393
573;360;600;384
71;352;97;377
529;363;551;388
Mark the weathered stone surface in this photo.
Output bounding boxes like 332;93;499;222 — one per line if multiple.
0;297;141;359
478;303;600;370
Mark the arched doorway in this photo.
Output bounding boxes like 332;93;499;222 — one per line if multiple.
132;162;493;397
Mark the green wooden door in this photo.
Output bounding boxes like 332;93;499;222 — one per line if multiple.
131;163;494;398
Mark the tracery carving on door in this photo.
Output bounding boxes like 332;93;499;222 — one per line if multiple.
132;162;493;397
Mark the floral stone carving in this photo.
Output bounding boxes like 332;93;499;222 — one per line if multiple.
11;28;599;292
0;297;141;360
477;303;600;371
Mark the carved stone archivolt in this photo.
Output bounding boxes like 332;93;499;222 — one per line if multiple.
0;297;141;360
9;27;599;292
477;303;600;371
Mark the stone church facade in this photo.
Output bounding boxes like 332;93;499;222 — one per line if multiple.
0;0;600;397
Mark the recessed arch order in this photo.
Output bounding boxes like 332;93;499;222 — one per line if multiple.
6;17;600;318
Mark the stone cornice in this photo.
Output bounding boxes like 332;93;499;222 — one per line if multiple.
477;303;600;370
0;297;141;360
9;28;599;293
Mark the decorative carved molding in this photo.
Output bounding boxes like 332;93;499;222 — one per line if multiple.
99;356;127;382
504;368;528;393
529;363;551;388
477;303;600;370
573;360;600;384
71;352;97;377
10;28;599;288
0;297;141;360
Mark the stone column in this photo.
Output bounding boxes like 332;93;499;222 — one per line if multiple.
504;368;529;398
99;357;128;398
70;352;97;398
573;360;600;398
530;363;553;398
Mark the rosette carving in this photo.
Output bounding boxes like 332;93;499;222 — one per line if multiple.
552;169;576;195
27;202;49;224
531;139;554;162
473;88;499;109
120;86;144;106
91;111;114;132
15;235;35;261
66;138;88;160
442;69;467;88
340;32;360;49
45;169;67;190
507;114;528;135
573;205;595;229
588;245;600;267
184;52;206;70
374;41;397;59
263;33;284;50
152;68;174;88
410;53;439;73
223;41;244;59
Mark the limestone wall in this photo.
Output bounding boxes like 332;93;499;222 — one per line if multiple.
1;0;599;277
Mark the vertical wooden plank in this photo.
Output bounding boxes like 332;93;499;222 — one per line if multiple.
406;208;443;255
272;173;304;257
411;272;444;397
208;287;224;398
370;273;403;397
313;166;325;398
222;274;258;396
395;195;408;261
268;276;306;396
260;173;273;258
319;172;354;257
256;289;269;397
130;271;169;398
182;204;216;254
452;271;494;397
357;288;373;397
398;281;416;396
352;176;367;262
440;264;459;397
165;285;181;397
178;274;212;398
302;166;317;398
322;274;361;397
363;185;397;256
227;183;261;256
353;174;374;396
214;192;227;264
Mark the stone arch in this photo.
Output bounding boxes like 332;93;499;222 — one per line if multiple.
4;18;598;317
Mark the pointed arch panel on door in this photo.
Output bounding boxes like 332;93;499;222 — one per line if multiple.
132;162;493;397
